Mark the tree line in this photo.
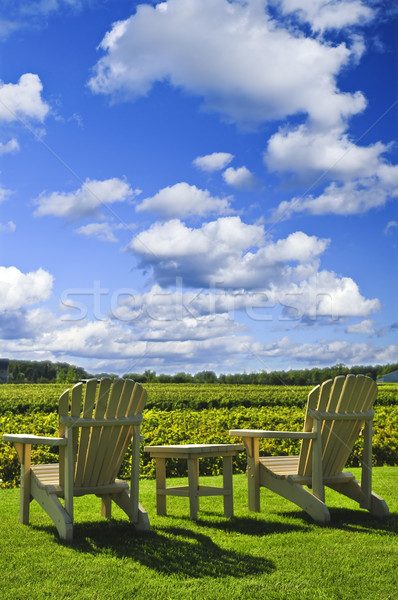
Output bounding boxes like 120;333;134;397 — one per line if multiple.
124;364;398;386
3;359;397;386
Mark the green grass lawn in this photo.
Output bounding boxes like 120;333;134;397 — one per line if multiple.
1;467;396;600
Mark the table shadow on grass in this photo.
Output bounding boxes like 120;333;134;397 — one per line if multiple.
170;513;308;537
33;521;276;578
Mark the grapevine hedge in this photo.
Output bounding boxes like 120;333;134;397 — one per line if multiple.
1;403;397;488
0;382;397;414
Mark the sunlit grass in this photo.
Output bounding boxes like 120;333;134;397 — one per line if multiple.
1;468;396;600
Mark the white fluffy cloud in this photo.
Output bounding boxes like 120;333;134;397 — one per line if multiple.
126;218;380;319
88;0;363;128
276;0;374;33
75;222;119;242
0;266;53;311
0;73;49;122
222;166;257;190
259;336;397;366
265;125;387;180
0;185;13;203
128;216;331;288
346;319;376;334
34;177;134;220
266;272;380;319
0;138;19;155
136;182;233;219
272;175;397;220
0;220;16;233
193;152;234;172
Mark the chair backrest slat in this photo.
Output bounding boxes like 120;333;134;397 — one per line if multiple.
99;378;136;485
82;378;111;487
70;383;83;473
88;378;125;486
74;378;98;487
58;389;70;485
298;374;377;478
328;376;377;475
108;382;147;483
58;377;147;490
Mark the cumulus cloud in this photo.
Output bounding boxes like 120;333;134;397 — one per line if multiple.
265;124;387;180
34;177;135;220
193;152;234;172
0;220;16;233
136;182;233;219
345;319;376;334
259;336;397;366
75;222;119;242
222;166;257;190
127;216;331;288
88;0;363;128
0;73;49;122
271;175;397;220
0;138;19;155
0;185;13;203
266;272;380;319
276;0;374;33
0;266;53;311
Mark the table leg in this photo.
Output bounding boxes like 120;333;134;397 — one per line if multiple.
156;457;167;515
187;457;199;519
244;437;260;512
222;455;234;517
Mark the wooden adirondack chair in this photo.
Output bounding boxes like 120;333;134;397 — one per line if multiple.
229;374;389;522
3;377;150;540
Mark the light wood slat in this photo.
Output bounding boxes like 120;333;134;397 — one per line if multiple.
83;378;111;487
60;415;143;427
260;456;300;475
70;382;82;468
74;378;97;486
157;486;231;497
107;379;138;482
109;382;147;482
100;378;135;485
319;375;347;477
309;409;374;421
333;377;377;475
58;389;69;485
89;378;125;486
146;443;245;458
2;434;66;446
299;378;332;476
326;375;364;475
322;374;357;476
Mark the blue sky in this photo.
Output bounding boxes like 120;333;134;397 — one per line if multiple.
0;0;397;375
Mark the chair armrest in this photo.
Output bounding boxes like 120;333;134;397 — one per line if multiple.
229;429;316;440
2;433;67;446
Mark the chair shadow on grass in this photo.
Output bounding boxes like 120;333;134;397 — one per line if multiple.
195;506;397;537
32;520;276;578
272;507;398;534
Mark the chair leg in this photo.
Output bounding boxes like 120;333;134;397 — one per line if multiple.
327;479;389;517
260;467;331;523
112;490;150;531
31;478;73;541
101;495;112;518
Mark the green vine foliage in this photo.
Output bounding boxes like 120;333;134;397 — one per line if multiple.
1;405;397;488
0;383;397;414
